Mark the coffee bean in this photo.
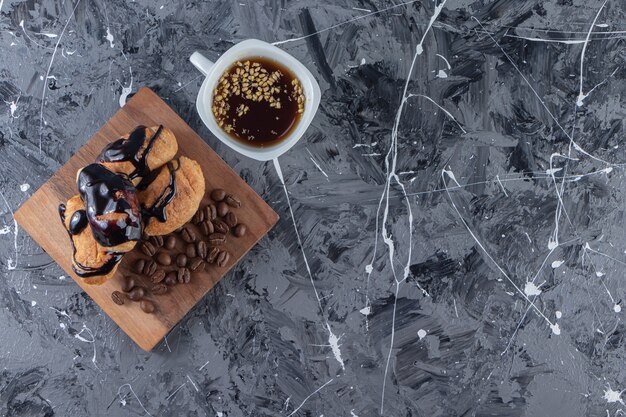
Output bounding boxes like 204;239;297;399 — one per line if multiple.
208;233;226;245
151;283;168;295
217;201;229;217
150;269;166;283
207;247;220;263
196;241;207;259
165;235;177;250
217;250;230;267
233;223;247;237
149;235;164;247
181;225;197;243
225;212;237;227
143;259;157;276
189;257;205;271
134;259;146;274
205;204;217;220
121;276;135;292
111;291;125;305
177;267;191;284
225;194;241;208
192;209;205;224
176;253;188;267
213;219;228;234
156;252;172;266
211;189;226;202
127;286;145;301
200;219;214;236
164;271;177;286
140;299;155;314
141;241;157;256
186;243;197;258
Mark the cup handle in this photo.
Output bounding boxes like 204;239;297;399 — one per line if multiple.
189;51;214;76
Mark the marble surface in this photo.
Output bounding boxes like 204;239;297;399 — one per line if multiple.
1;0;625;416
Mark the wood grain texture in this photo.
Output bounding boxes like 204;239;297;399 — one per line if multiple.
14;87;278;351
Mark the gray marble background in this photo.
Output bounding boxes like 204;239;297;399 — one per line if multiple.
1;0;625;416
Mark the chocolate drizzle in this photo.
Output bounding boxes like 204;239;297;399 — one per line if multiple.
97;125;164;180
142;160;180;223
59;203;124;278
59;125;180;279
68;209;88;235
77;163;142;247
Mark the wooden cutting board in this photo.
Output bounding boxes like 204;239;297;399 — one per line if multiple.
14;87;278;351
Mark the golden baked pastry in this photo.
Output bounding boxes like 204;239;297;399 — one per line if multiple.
60;195;136;285
140;156;205;236
59;124;207;284
97;125;178;186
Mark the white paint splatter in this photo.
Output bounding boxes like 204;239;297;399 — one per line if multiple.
505;34;586;45
603;387;624;405
550;323;561;335
417;329;427;339
286;378;334;417
118;66;133;107
577;0;609;107
117;384;153;416
406;94;466;133
19;183;30;192
473;17;611;166
306;149;329;180
350;410;359;417
31;300;37;306
9;100;18;118
556;311;562;319
436;69;448;78
614;304;622;313
272;0;420;46
442;170;559;337
524;281;542;296
0;225;10;234
551;260;564;268
273;158;345;370
39;0;82;153
105;27;114;48
0;191;18;270
186;375;199;392
74;324;100;371
378;3;446;413
326;323;345;370
359;306;371;316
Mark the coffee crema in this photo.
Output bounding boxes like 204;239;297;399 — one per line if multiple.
211;57;305;147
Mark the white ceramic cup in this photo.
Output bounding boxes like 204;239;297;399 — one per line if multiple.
190;39;321;161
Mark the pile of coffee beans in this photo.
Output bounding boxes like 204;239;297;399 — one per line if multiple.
111;189;246;313
110;276;156;314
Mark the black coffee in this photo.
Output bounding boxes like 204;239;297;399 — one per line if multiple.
212;58;305;147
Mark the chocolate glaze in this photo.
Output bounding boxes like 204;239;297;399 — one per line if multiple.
68;209;88;235
142;160;180;223
97;125;164;180
59;203;124;278
58;125;179;278
77;163;142;247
